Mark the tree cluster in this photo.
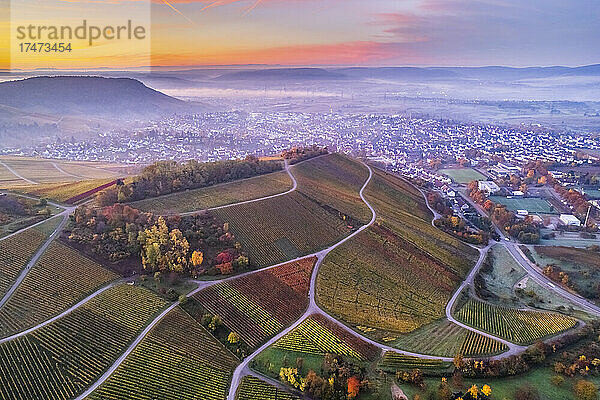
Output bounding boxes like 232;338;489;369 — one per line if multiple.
65;203;247;277
282;145;328;165
97;156;282;205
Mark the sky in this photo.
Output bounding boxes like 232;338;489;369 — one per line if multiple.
1;0;599;69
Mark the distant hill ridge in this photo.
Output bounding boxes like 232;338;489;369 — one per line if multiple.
210;64;600;82
0;76;193;117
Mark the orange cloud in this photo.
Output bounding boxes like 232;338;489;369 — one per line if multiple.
152;40;420;66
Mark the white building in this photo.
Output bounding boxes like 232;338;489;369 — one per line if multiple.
478;180;501;195
559;214;581;227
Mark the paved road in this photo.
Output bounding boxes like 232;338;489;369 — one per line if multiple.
444;244;527;355
0;161;39;185
0;207;74;309
457;188;600;317
225;163;376;400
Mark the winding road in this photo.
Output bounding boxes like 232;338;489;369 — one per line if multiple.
1;158;596;400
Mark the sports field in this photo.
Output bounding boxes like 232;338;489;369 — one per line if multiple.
489;196;556;214
439;168;487;184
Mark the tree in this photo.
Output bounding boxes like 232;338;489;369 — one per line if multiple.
191;250;203;267
227;332;240;344
574;380;598;400
515;385;541;400
347;376;360;399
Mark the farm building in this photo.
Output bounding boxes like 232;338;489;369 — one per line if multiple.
559;214;581;227
478;180;501;195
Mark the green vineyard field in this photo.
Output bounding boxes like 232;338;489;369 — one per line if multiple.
292;154;371;223
0;241;118;337
273;314;378;361
393;318;507;357
455;298;578;345
0;217;61;298
132;170;293;214
88;307;238;400
192;258;316;348
316;169;479;337
236;376;301;400
0;285;167;399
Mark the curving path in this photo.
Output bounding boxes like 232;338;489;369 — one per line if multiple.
51;161;82;179
444;244;527;355
0;160;39;185
0;159;582;400
179;159;298;216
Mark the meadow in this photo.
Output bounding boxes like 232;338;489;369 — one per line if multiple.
131;170;293;214
0;241;118;337
87;307;238;400
439;168;487;184
0;285;167;399
489;195;556;214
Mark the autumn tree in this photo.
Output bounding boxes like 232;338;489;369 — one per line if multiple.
138;216;191;273
574;380;598;400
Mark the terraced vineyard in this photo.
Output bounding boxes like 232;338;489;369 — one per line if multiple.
273;314;379;361
193;258;316;348
132;170;293;214
214;155;372;267
215;192;350;267
88;307;238;400
378;352;451;372
0;216;61;297
236;376;301;400
0;241;118;337
0;285;167;399
18;179;116;202
392;318;507;357
455;298;578;345
316;169;478;337
292;154;371;223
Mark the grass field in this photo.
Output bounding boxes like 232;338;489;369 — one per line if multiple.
192;258;316;348
0;216;61;298
439;168;487;184
0;284;167;399
0;241;118;337
391;318;507;357
455;298;578;345
530;246;600;302
317;168;478;338
88;307;238;400
131;170;293;214
489;195;556;214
